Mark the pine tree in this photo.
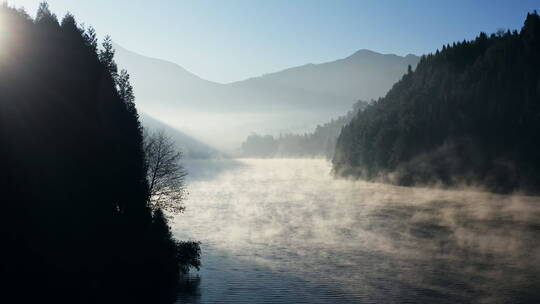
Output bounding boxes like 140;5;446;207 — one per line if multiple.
99;35;118;79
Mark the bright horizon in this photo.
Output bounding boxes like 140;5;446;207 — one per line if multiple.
5;0;540;83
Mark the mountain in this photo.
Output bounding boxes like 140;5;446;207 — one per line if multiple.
140;113;223;159
113;43;351;113
232;50;419;102
113;43;224;109
113;43;419;150
333;12;540;193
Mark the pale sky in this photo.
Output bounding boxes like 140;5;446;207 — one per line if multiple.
6;0;540;83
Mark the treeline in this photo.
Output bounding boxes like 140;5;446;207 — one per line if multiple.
0;3;197;303
241;100;367;158
333;12;540;193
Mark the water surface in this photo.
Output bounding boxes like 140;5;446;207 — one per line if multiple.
173;159;540;303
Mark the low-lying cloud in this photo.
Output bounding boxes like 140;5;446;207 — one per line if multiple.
173;158;540;303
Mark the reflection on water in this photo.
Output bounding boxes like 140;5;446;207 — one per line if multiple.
173;159;540;303
176;274;201;303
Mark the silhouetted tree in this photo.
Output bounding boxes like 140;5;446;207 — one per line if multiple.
145;130;187;214
117;69;138;118
99;35;118;79
35;2;57;25
83;26;98;53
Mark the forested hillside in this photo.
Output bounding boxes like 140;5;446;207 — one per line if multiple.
241;101;367;158
333;12;540;193
0;4;198;302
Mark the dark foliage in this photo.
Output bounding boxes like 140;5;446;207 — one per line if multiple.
333;12;540;193
0;3;198;303
241;101;368;158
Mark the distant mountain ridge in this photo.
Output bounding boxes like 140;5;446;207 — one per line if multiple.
233;49;419;101
114;43;419;108
113;43;419;150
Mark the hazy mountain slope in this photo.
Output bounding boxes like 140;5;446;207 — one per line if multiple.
113;43;226;109
115;42;418;111
231;50;420;101
114;43;418;150
114;43;349;113
140;113;223;159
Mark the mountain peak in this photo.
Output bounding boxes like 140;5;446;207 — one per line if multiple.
350;49;380;56
347;49;418;60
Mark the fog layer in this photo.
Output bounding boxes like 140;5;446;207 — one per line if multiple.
173;159;540;303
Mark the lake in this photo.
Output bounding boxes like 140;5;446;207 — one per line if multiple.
172;158;540;303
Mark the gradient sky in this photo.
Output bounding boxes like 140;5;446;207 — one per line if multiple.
7;0;540;83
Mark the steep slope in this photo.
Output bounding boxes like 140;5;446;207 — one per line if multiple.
113;43;226;108
140;113;223;158
333;12;540;193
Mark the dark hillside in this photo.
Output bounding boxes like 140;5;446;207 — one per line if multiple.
0;4;196;303
333;12;540;193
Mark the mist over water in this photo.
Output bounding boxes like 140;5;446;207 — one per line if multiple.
173;159;540;303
